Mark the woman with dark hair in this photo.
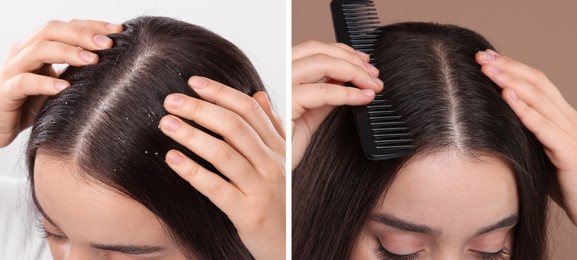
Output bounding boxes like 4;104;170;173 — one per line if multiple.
292;23;577;259
0;17;285;259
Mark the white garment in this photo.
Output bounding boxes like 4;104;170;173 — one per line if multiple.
0;176;51;260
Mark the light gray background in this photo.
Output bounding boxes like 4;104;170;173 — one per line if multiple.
0;0;286;179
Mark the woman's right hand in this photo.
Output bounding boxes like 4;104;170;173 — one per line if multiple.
292;41;384;169
0;20;123;147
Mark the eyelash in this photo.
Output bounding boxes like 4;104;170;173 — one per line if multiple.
37;221;67;241
376;244;511;260
477;248;511;260
376;246;419;260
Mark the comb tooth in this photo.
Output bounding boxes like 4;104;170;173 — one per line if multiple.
374;132;413;138
343;6;377;10
375;139;414;145
370;98;386;102
370;121;406;127
347;24;376;29
342;2;376;7
348;21;380;26
345;16;379;21
371;116;403;122
351;40;379;45
343;9;378;15
368;101;387;106
366;104;392;109
376;145;416;150
373;127;411;133
367;110;393;114
349;33;379;38
352;44;377;50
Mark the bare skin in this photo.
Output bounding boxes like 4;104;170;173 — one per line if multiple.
351;150;516;259
34;154;190;259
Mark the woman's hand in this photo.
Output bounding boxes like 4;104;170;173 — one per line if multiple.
292;41;384;169
159;76;285;259
0;20;123;147
476;50;577;224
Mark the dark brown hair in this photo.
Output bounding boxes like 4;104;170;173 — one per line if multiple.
293;22;553;259
27;16;265;259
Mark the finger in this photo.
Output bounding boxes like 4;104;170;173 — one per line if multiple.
293;54;383;91
69;19;124;34
253;91;286;141
292;41;377;76
163;92;275;172
16;20;114;55
291;105;334;169
330;42;371;62
4;41;98;76
159;115;261;190
292;83;374;120
501;88;565;150
481;64;572;130
477;51;571;111
183;77;285;155
165;149;246;219
2;73;69;101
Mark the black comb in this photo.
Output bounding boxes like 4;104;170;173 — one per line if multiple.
330;0;415;160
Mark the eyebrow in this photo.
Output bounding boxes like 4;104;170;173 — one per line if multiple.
371;213;519;236
371;213;437;234
32;191;166;255
477;214;518;235
91;244;165;254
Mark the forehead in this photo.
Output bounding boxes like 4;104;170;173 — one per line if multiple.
378;150;518;235
33;153;170;245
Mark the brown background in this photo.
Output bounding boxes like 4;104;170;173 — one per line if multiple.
293;0;577;258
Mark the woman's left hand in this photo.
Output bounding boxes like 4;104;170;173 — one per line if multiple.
476;50;577;225
159;76;285;259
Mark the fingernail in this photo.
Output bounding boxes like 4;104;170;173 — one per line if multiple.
486;49;500;56
371;76;384;86
479;51;496;62
161;116;180;132
93;34;111;48
166;95;185;109
166;151;183;166
361;89;375;97
80;51;97;63
487;65;502;75
188;76;207;89
365;63;379;75
54;81;69;91
106;23;122;31
509;89;518;100
356;50;370;60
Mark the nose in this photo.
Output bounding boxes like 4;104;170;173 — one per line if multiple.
434;249;463;260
